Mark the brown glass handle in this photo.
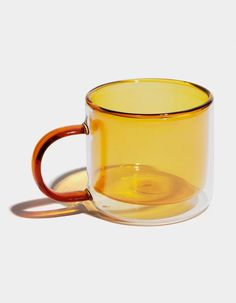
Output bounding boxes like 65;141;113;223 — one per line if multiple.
32;124;92;202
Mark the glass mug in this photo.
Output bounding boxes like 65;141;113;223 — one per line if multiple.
32;78;213;225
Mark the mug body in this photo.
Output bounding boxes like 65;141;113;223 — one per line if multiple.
85;79;213;225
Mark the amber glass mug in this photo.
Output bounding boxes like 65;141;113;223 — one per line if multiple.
32;78;213;225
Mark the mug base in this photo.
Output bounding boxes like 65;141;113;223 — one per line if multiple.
91;189;209;226
52;168;209;226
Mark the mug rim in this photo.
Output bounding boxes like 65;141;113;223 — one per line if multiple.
86;78;213;118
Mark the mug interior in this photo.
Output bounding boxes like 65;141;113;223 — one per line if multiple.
86;78;212;116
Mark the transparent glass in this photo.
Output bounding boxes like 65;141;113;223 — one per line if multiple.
32;78;213;226
86;79;213;225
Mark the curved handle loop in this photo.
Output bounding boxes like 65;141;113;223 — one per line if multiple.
32;124;92;202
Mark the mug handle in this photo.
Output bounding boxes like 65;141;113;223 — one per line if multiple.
32;124;92;202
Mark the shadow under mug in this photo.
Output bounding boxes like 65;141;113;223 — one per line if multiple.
32;78;213;226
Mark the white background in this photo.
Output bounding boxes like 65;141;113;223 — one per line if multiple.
0;0;235;302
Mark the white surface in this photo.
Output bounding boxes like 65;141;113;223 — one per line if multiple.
0;0;234;302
